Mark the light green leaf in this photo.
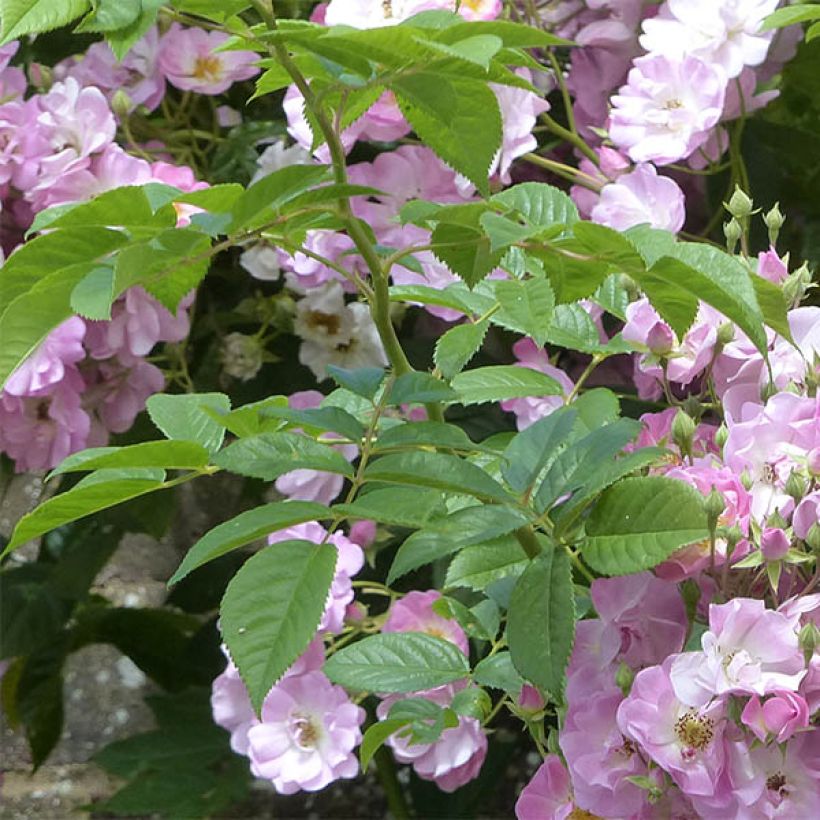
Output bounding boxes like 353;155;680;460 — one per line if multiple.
508;547;575;695
75;0;140;32
374;421;482;453
170;500;331;585
452;365;563;406
3;477;165;556
364;451;510;501
214;432;354;481
479;211;537;252
105;0;163;59
544;303;604;352
146;393;230;454
261;405;365;443
0;0;90;43
582;476;709;575
760;4;820;31
431;204;503;287
70;265;115;320
221;540;336;713
493;278;555;346
420;33;503;68
392;73;501;196
49;441;210;478
434;320;489;379
359;719;411;772
324;632;470;693
492;182;578;229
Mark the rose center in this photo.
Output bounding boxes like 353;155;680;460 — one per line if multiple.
664;98;684;110
291;713;321;750
307;310;342;336
766;772;788;795
674;710;714;757
193;55;222;82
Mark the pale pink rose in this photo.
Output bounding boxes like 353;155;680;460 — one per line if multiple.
591;163;685;233
610;53;726;165
0;98;50;190
515;756;575;820
158;24;258;95
247;670;364;794
85;358;165;435
382;590;468;656
741;690;810;743
793;491;820;542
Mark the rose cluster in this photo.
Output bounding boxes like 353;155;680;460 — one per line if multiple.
0;24;259;471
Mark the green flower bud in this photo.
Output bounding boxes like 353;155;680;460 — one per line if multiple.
726;187;754;219
784;471;807;502
806;523;820;554
717;322;736;347
705;487;725;531
671;410;696;457
763;202;785;246
111;89;133;119
799;622;819;666
714;424;729;451
615;661;635;696
723;218;742;253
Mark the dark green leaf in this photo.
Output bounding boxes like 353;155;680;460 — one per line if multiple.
434;320;489;379
452;365;563;405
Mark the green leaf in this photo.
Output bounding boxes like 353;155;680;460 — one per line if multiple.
760;4;820;31
324;632;470;693
472;652;524;695
214;432;354;481
360;719;411;772
334;486;445;528
364;451;510;501
502;408;577;494
389;371;458;405
146;393;230;454
751;274;792;341
387;504;531;584
205;396;288;438
326;365;385;400
392;73;501;195
75;0;140;31
221;540;337;712
169;501;331;585
582;476;709;575
572;388;620;433
492;182;578;229
261;405;365;443
452;365;563;406
544;303;604;352
436;20;571;49
70;265;115;320
104;0;163;59
638;244;767;354
534;419;641;514
508;547;575;695
431;204;504;287
374;421;482;454
479;211;536;252
444;537;528;590
3;477;165;556
228;165;329;231
493;278;555;346
0;0;90;43
809;19;820;39
49;441;210;477
434;320;489;379
421;33;503;68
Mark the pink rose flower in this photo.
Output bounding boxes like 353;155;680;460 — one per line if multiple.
741;690;810;743
515;756;575;820
793;491;820;541
617;656;728;797
247;670;364;794
610;53;726;165
382;590;468;656
377;683;487;792
159;24;258;95
670;598;806;708
591;163;685;233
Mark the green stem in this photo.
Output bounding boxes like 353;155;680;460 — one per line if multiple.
540;113;599;166
515;526;542;559
373;746;411;820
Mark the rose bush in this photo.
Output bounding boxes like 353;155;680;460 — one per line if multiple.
1;0;819;817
